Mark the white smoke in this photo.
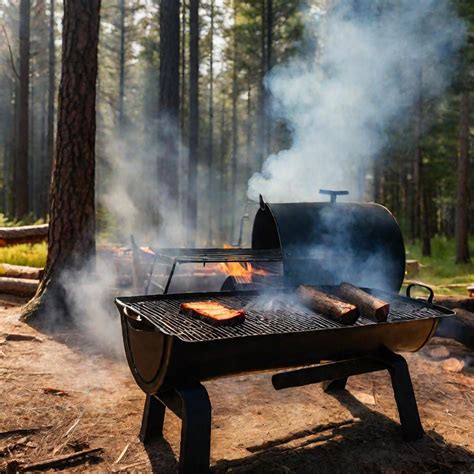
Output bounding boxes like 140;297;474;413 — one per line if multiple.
102;123;188;247
248;0;466;202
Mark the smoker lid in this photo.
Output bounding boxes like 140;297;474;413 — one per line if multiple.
252;198;406;292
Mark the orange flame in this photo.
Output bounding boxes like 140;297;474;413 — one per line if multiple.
219;244;268;283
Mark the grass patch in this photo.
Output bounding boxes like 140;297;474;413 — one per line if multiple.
405;237;474;295
0;243;47;268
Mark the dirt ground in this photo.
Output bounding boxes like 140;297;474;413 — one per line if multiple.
1;297;473;473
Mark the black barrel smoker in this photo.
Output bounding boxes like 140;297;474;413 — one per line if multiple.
115;191;453;473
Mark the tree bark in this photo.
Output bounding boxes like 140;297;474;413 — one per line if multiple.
15;0;31;219
207;0;214;245
43;0;55;218
23;0;101;320
257;0;266;168
265;0;272;154
118;0;126;132
187;0;199;245
231;12;238;240
455;84;471;263
158;0;180;214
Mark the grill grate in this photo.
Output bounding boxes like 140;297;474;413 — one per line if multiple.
152;248;282;264
122;288;451;343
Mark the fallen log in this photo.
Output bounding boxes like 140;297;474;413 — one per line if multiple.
7;447;103;472
296;285;359;325
0;224;48;247
338;282;390;322
0;277;38;297
435;308;474;350
434;296;474;313
0;264;43;280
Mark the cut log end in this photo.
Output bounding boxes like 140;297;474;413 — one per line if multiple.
338;282;390;322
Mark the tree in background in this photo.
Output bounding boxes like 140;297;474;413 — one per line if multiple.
158;0;180;218
455;60;471;263
15;0;30;219
24;0;101;320
187;0;199;245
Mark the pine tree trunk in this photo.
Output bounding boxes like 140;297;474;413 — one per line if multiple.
118;0;126;132
158;0;180;217
455;85;471;263
415;71;431;257
23;0;101;321
219;96;226;242
265;0;272;153
231;18;238;240
187;0;199;245
257;0;266;168
42;0;55;218
15;0;31;219
207;0;214;245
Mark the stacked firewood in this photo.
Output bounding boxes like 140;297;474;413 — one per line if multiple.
0;224;48;297
0;264;42;297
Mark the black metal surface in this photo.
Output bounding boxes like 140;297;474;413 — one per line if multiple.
151;247;282;264
252;201;406;292
117;288;452;343
141;383;211;474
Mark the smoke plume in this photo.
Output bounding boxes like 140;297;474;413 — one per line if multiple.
248;0;466;202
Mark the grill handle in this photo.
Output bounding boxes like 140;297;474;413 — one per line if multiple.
406;283;434;304
119;303;156;331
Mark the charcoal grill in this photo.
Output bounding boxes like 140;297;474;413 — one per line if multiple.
116;285;454;472
117;192;454;473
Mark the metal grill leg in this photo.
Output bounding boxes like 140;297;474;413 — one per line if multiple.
139;394;166;443
176;383;212;474
376;351;424;441
322;377;348;392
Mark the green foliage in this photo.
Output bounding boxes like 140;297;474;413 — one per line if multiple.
405;237;474;295
0;243;47;268
0;213;46;227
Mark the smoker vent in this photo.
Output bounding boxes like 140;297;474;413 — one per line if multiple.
124;289;449;343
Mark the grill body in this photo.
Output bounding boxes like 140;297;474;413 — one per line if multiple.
116;288;452;394
252;201;405;292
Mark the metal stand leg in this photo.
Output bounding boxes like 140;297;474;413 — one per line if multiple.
322;377;348;392
155;382;211;474
374;350;424;441
139;394;166;443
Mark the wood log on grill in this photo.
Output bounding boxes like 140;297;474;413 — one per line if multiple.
0;224;48;247
0;277;38;296
296;285;359;325
338;282;390;322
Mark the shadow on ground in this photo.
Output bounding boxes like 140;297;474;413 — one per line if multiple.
208;390;474;473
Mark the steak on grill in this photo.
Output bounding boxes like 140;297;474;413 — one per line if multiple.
180;301;246;326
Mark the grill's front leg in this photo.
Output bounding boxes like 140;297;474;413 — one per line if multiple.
153;382;211;474
139;394;166;443
177;383;212;473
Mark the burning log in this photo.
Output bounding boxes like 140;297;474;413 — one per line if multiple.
338;282;390;322
0;224;48;247
0;264;43;280
296;285;359;325
0;277;38;297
